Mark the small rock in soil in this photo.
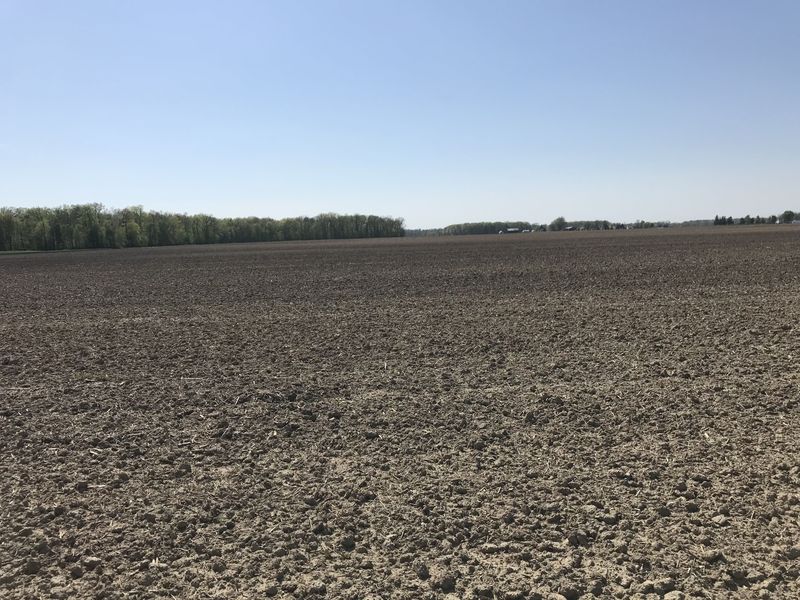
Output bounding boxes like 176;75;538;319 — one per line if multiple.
81;556;102;570
711;514;729;526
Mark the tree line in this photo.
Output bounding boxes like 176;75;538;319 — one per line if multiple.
713;211;797;225
408;217;638;236
443;221;536;235
408;210;800;237
406;221;539;236
547;217;634;231
0;204;405;251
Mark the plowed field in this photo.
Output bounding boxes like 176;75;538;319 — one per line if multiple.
1;227;799;599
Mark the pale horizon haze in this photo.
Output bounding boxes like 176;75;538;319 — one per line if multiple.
1;0;798;228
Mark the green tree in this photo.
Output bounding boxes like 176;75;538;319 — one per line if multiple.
125;222;142;247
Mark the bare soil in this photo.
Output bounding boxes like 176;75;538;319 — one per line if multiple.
1;227;799;599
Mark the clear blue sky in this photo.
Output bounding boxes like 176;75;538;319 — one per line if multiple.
1;1;798;228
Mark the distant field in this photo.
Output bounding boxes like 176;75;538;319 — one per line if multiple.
1;227;799;599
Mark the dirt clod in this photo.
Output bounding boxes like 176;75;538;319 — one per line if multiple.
556;582;583;600
429;566;457;592
22;560;41;576
702;550;725;563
